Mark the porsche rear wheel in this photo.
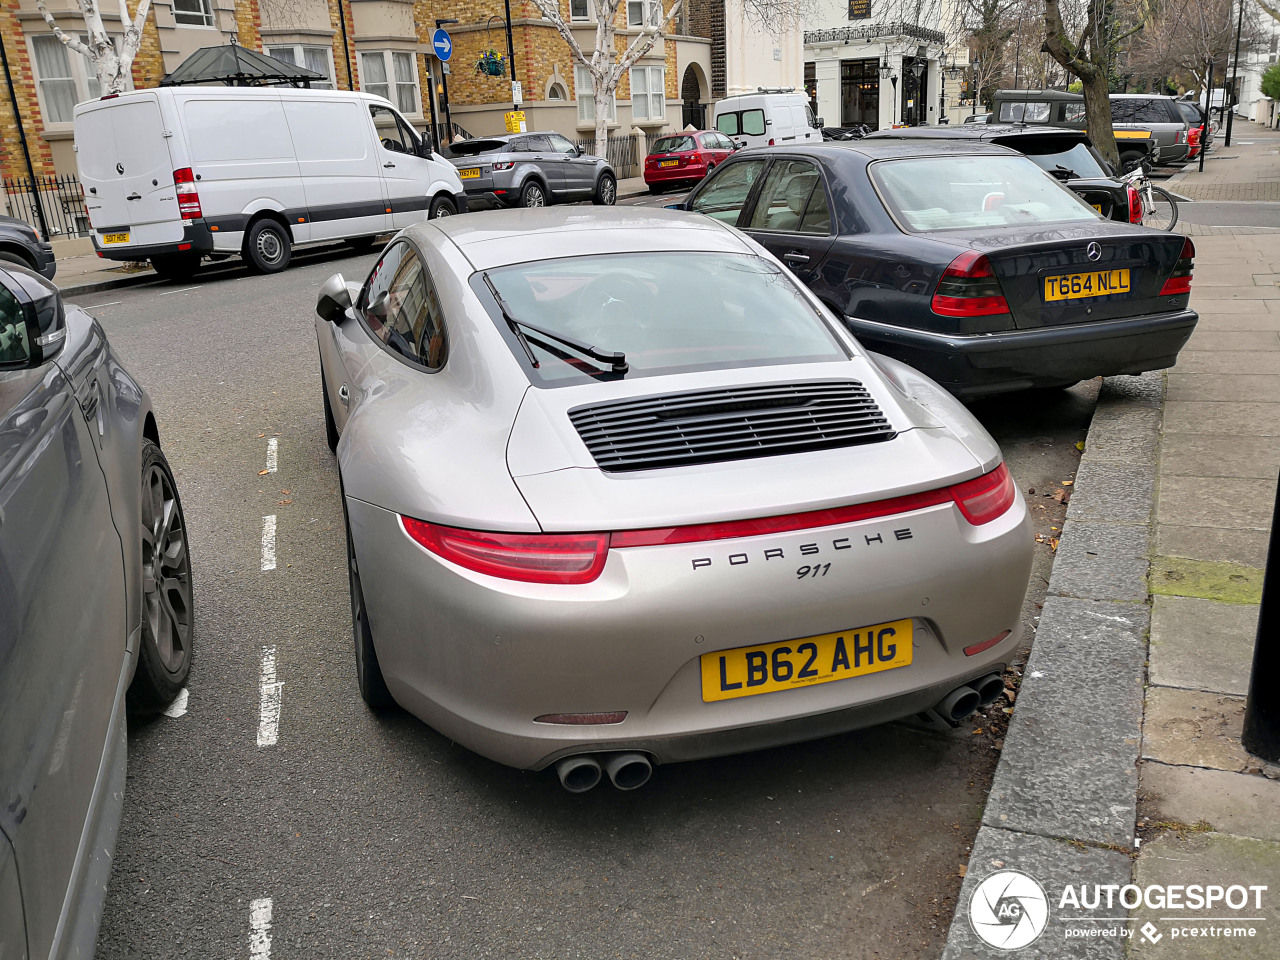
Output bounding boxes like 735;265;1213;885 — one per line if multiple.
345;506;395;711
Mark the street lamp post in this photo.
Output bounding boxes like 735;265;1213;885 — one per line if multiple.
909;58;924;126
1226;0;1244;146
970;57;979;116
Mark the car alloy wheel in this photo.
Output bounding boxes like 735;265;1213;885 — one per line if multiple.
594;173;617;206
520;182;546;207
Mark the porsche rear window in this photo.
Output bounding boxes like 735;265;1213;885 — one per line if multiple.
482;252;848;385
870;155;1101;232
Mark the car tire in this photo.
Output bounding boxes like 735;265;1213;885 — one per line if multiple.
647;183;664;195
429;194;457;219
128;439;194;715
344;501;396;712
150;253;201;283
320;367;339;453
593;172;617;206
0;249;34;270
519;181;547;208
244;218;292;274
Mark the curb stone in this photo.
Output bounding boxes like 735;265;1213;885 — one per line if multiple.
941;371;1163;958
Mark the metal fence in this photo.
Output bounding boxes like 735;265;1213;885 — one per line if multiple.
573;133;639;179
3;174;92;239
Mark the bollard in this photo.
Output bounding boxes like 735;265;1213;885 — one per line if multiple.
1242;471;1280;762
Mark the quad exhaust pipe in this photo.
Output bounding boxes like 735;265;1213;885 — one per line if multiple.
555;752;654;792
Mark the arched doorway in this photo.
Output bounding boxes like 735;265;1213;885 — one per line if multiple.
681;64;708;129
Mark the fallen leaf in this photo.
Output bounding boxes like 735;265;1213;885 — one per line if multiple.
1075;441;1085;451
1051;488;1071;503
281;489;290;495
258;469;269;476
971;728;983;735
1061;480;1074;486
278;499;292;505
958;865;968;878
993;739;1005;750
257;433;266;439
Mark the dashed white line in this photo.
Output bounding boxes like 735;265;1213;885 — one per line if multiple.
260;515;277;571
85;300;121;309
157;285;201;296
257;647;282;747
249;897;273;959
162;687;190;718
265;438;278;474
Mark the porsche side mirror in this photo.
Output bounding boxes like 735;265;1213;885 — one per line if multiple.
0;265;64;368
316;273;352;323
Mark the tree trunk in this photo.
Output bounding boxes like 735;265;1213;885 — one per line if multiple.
1080;71;1118;167
594;76;609;158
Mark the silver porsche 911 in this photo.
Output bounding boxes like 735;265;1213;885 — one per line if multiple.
314;208;1033;792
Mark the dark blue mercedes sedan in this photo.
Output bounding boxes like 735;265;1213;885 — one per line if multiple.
673;140;1196;397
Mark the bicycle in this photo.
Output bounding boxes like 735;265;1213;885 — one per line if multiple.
1119;162;1178;231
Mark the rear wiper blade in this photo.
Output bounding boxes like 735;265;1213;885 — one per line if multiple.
1051;164;1080;180
482;274;628;374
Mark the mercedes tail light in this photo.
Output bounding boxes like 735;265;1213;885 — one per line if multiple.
172;167;202;219
1159;237;1195;297
1127;185;1143;224
401;518;609;584
931;251;1011;318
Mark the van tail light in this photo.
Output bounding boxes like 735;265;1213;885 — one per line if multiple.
172;167;202;219
931;251;1010;318
491;161;514;171
401;518;609;584
768;138;775;146
1159;237;1195;297
1127;185;1143;224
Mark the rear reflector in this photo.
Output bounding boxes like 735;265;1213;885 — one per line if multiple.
534;712;627;725
172;167;202;219
931;251;1010;317
1159;237;1195;296
964;630;1011;657
400;518;609;584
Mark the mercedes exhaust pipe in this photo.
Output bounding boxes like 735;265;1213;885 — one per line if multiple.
603;752;653;791
555;755;603;793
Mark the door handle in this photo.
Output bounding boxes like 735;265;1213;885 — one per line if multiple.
126;192;142;201
80;389;99;422
384;162;396;168
783;251;811;264
338;384;350;406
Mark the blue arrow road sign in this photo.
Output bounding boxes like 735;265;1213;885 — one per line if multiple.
432;29;453;62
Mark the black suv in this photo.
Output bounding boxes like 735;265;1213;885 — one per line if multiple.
0;215;55;279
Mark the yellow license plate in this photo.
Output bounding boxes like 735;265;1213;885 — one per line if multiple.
659;159;678;168
459;168;480;179
101;231;130;245
700;618;913;702
1091;204;1103;213
1044;268;1130;301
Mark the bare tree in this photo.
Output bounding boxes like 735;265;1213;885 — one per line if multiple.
34;0;152;96
531;0;683;157
1129;0;1263;92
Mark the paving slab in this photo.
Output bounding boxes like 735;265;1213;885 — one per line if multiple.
1149;596;1259;696
1181;330;1277;351
1154;476;1278;529
1155;524;1271;568
1139;763;1280;844
1188;311;1280;331
941;827;1133;960
1128;832;1280;958
1142;687;1251;772
1156;431;1280;478
1063;460;1154;524
1166;374;1280;404
983;596;1147;847
1047;521;1151;603
1162;400;1280;435
1150;556;1265;605
1171;352;1280;375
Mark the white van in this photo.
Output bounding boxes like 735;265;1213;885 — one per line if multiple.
712;89;823;150
74;87;465;280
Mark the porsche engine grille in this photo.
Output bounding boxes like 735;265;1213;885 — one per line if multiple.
568;381;897;472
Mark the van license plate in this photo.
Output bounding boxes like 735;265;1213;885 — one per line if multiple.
101;232;130;245
459;168;480;179
1044;268;1130;301
700;618;913;702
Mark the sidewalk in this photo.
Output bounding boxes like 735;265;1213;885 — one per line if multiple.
942;121;1280;958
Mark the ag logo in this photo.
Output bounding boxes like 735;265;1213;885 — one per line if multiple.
969;870;1050;950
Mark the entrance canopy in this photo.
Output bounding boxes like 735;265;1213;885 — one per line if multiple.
160;44;324;87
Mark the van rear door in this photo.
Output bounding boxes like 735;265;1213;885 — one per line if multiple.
75;95;182;250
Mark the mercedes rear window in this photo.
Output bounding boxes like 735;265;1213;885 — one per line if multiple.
481;252;848;386
870;154;1101;232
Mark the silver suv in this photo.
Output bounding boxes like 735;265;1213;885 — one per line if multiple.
447;131;617;208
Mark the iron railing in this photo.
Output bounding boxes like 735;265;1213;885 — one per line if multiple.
573;133;639;179
3;174;92;239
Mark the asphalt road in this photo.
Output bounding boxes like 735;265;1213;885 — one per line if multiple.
72;244;1093;960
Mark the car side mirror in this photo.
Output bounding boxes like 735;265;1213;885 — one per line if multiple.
815;116;824;128
0;267;64;368
316;273;352;323
664;200;689;211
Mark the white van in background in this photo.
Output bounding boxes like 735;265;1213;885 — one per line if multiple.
73;87;465;280
712;89;823;150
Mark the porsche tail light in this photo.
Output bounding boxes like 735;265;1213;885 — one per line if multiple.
1159;237;1195;297
931;251;1010;318
1127;185;1143;224
173;167;202;219
401;518;609;584
948;463;1016;525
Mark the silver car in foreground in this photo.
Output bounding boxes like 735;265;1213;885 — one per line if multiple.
314;209;1032;792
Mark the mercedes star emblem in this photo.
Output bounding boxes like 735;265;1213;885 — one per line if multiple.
1086;241;1102;261
116;162;125;175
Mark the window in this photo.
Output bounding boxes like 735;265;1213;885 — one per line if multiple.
575;64;615;124
715;109;765;137
689;159;766;223
369;104;421;155
0;283;30;367
173;0;215;27
630;66;665;123
547;82;567;101
998;101;1050;122
747;160;830;234
627;0;660;26
267;45;335;89
358;241;448;369
547;133;578;155
570;0;591;20
361;51;419;115
30;34;124;123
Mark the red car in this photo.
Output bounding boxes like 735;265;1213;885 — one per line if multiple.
643;130;736;192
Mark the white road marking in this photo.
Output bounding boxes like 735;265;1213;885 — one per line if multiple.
265;438;278;473
162;687;190;718
260;515;277;571
157;285;201;296
257;647;283;747
85;300;121;309
249;897;273;959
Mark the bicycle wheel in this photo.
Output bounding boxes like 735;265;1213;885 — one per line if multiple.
1143;185;1178;231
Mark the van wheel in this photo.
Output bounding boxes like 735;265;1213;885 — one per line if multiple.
593;173;617;206
244;219;291;273
429;195;457;219
150;253;201;283
519;181;546;207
